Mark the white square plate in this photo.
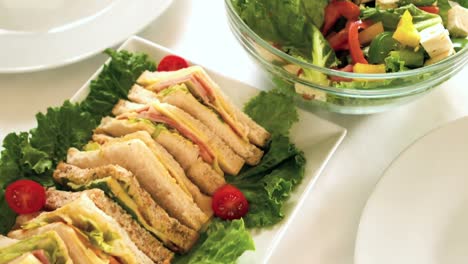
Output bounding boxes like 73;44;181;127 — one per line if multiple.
71;36;346;263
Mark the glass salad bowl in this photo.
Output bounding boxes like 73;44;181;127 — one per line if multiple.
225;0;468;114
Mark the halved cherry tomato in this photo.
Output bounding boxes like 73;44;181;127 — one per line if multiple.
349;20;368;64
157;55;189;72
418;6;440;14
5;179;46;214
212;184;249;220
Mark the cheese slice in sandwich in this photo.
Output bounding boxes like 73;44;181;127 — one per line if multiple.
53;163;199;253
66;139;209;231
8;222;110;264
137;65;271;147
95;117;226;195
91;132;213;216
21;192;157;264
0;231;72;264
117;101;245;176
128;84;264;165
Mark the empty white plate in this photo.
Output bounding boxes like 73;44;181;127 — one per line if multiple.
355;116;468;264
0;0;172;73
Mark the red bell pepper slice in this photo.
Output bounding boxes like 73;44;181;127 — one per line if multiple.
335;42;350;51
333;1;361;20
328;20;354;51
418;6;440;14
328;27;349;50
330;64;354;82
322;1;341;35
322;0;360;36
348;20;368;64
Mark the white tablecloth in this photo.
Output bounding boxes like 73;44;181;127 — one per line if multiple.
1;0;468;263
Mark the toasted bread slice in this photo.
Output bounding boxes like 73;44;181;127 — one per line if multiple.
53;163;199;253
25;192;156;264
95;117;225;195
66;139;208;231
91;132;213;217
137;66;271;147
129;84;264;165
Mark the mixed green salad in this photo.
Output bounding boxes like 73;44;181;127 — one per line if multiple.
0;50;305;263
232;0;468;84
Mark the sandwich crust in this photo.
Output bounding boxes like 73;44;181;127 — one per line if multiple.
53;162;200;253
137;66;271;147
95;117;226;195
129;84;264;166
91;131;213;217
45;188;174;263
66;139;209;231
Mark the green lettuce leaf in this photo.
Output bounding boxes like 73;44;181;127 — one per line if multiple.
243;91;298;137
232;88;305;228
30;101;96;164
0;189;16;235
0;132;54;188
232;153;305;227
174;219;255;264
453;38;468;51
232;0;333;62
80;49;156;121
310;24;338;69
361;4;442;31
231;0;282;44
236;134;299;179
399;0;437;6
0;231;71;264
0;50;156;235
232;0;311;51
0;133;30;188
438;0;451;25
301;0;328;29
385;53;408;72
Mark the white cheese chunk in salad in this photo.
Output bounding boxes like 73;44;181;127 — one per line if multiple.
420;23;454;59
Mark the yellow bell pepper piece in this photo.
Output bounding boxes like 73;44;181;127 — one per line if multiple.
353;63;386;74
393;10;421;48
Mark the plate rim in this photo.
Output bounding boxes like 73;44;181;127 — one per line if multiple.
72;35;347;262
0;0;173;74
354;115;468;264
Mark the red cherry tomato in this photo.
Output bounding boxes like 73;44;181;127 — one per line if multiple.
5;179;46;214
212;184;249;220
157;55;189;72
